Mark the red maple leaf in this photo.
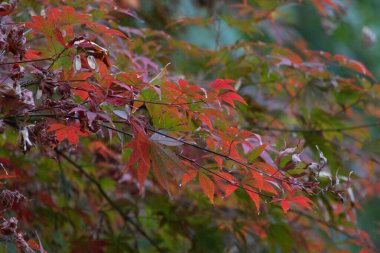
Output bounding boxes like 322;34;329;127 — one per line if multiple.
48;123;89;145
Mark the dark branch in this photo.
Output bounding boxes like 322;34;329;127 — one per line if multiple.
0;58;52;66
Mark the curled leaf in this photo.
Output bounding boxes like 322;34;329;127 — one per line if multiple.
316;145;327;169
291;153;302;165
308;163;319;172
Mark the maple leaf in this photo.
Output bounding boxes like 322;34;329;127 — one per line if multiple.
199;173;215;204
89;23;127;39
124;120;151;192
54;28;67;48
225;184;238;198
182;169;198;186
244;185;260;211
281;200;290;214
253;162;279;175
213;171;239;198
210;79;236;91
149;144;183;194
210;79;247;108
250;170;263;191
48;123;89;145
24;49;42;59
290;195;313;209
273;194;313;214
218;92;248;108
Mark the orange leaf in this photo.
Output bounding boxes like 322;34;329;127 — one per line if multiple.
225;183;238;198
251;171;263;191
54;28;66;47
27;239;40;251
219;92;247;108
211;79;236;91
290;196;313;209
198;114;213;129
67;131;78;144
24;49;42;59
199;173;215;204
124;120;151;193
282;181;293;191
217;171;237;182
345;60;375;80
182;170;197;186
48;123;88;145
261;180;278;195
253;162;278;175
90;23;127;39
244;185;260;211
213;156;223;170
48;123;65;132
281;200;290;214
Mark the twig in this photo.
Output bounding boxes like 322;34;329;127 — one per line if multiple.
48;48;67;70
0;58;52;66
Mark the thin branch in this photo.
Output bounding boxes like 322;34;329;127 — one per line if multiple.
53;79;88;83
0;58;52;66
98;123;134;138
55;150;165;253
1;114;78;121
48;48;67;70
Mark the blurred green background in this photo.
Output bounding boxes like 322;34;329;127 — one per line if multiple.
136;0;380;250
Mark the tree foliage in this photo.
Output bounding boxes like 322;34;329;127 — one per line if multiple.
0;0;378;252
